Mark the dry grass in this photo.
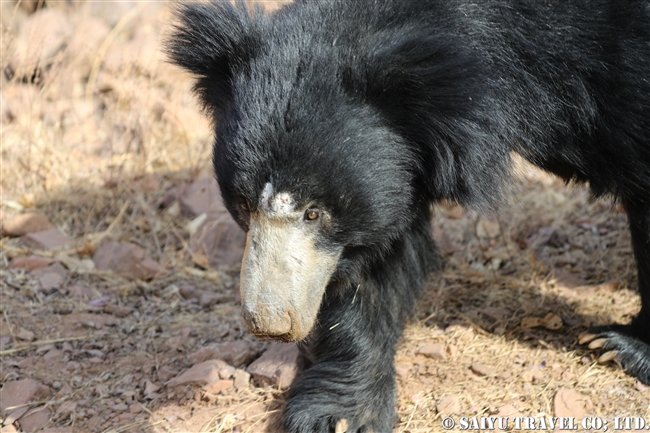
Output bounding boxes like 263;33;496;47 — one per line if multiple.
2;2;649;433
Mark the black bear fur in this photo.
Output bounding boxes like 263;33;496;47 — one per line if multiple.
167;1;650;431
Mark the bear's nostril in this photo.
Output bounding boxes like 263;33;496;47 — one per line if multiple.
265;311;292;336
242;305;292;337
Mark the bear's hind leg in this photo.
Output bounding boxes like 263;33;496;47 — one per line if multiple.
581;200;650;384
284;216;438;433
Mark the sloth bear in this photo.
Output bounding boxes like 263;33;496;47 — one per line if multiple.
168;1;650;431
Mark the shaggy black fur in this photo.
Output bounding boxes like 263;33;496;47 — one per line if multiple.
167;1;650;431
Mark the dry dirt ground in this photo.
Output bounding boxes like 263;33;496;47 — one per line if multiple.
2;2;650;432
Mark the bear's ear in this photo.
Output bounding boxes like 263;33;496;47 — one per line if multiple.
166;1;260;117
344;29;484;143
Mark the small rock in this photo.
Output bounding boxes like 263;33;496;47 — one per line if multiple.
93;241;167;280
541;312;563;330
189;211;246;267
143;379;161;397
55;254;95;273
22;227;69;250
482;307;511;321
120;390;136;402
1;212;51;237
16;327;35;341
200;291;226;308
129;403;142;414
246;343;303;389
53;383;66;393
179;327;195;339
167;360;229;387
36;344;56;354
218;365;236;380
416;343;446;360
43;349;64;364
522;365;545;383
85;349;106;360
497;404;524;419
156;366;178;383
113;403;128;412
179;178;225;217
18;406;50;432
521;317;544;329
471;363;496;377
56;401;78;417
9;256;56;272
233;369;251;390
0;423;18;433
33;263;68;294
204;379;233;394
4;406;29;427
188;340;258;367
67;285;100;301
0;379;51;415
554;388;589;418
103;304;134;318
437;396;461;416
163;336;188;352
92;384;108;398
179;284;202;300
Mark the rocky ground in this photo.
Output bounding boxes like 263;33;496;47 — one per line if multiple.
2;2;650;432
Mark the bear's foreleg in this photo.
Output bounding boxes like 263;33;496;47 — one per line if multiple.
581;199;650;383
284;216;438;433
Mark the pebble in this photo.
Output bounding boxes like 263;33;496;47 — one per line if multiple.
93;240;167;281
167;360;229;387
22;227;69;250
16;327;35;341
9;255;56;272
1;212;51;236
113;403;128;412
17;407;50;432
470;363;497;377
415;343;447;360
246;343;303;389
233;369;251;391
554;388;590;418
218;365;236;379
204;379;233;394
189;340;258;367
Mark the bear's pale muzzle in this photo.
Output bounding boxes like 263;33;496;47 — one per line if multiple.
239;212;341;341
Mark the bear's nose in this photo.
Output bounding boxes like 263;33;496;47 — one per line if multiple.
242;304;293;338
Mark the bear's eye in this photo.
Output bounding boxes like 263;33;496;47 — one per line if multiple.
305;209;319;221
239;198;250;213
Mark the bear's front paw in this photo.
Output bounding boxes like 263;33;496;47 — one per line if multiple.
579;323;650;384
284;402;357;433
284;370;396;433
284;397;390;433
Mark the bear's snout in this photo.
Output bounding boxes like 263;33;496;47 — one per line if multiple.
242;304;294;340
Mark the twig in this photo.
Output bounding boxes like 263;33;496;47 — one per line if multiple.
0;335;90;356
401;399;418;432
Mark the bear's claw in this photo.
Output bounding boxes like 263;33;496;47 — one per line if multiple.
578;332;598;345
597;350;619;364
588;338;608;349
579;324;650;384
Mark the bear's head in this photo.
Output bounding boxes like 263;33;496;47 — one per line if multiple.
167;1;482;341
